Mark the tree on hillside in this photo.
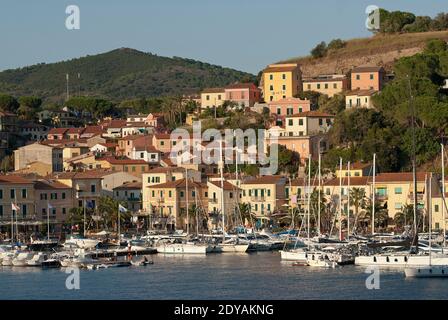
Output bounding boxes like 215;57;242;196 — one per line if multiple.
17;96;42;120
310;42;327;59
0;94;19;112
327;39;346;51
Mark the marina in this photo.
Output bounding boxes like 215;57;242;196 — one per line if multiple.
1;252;448;300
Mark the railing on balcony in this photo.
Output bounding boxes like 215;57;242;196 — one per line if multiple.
209;198;218;204
408;193;425;202
76;191;100;198
127;197;141;202
251;196;266;202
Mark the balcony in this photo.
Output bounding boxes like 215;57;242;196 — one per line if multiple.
375;194;388;201
209;198;219;204
76;191;100;198
127;197;140;202
251;196;266;202
408;193;424;202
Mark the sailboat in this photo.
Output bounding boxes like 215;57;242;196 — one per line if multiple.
405;155;448;277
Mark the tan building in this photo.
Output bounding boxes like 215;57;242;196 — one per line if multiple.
345;89;377;109
113;181;142;213
284;111;334;136
101;157;153;178
262;63;302;102
350;66;385;91
34;179;73;232
14;142;63;173
302;75;349;97
207;180;241;228
336;162;373;178
240;176;288;224
201;88;226;109
146;178;208;231
0;175;36;237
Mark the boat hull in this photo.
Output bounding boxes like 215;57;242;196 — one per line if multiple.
405;266;448;277
157;244;209;254
355;254;448;267
280;249;307;262
220;244;249;253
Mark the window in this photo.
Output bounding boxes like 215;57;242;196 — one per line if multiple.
62;192;66;199
269;75;273;80
317;84;321;89
277;108;281;115
298;119;303;125
140;152;144;158
435;205;439;213
326;188;330;195
22;204;27;217
0;190;2;199
267;189;271;197
288;119;293;126
169;191;172;197
394;187;402;194
206;95;210;101
282;74;286;80
333;83;337;89
298;107;302;113
0;205;2;217
287;108;293;115
395;203;402;210
270;96;273;101
10;189;15;199
319;119;323;126
324;83;328;89
91;185;96;193
269;85;274;91
218;95;221;100
160;141;165;146
132;166;136;172
370;74;374;80
307;84;311;90
282;85;286;90
180;191;184;197
229;192;233;199
62;208;66;215
151;190;155;197
356;74;360;80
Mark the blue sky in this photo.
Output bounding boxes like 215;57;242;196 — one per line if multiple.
0;0;447;74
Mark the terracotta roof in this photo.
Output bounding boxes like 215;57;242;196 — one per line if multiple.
324;176;371;186
48;128;69;135
337;162;372;170
243;175;286;185
113;181;142;190
67;127;85;134
287;111;334;118
0;175;34;184
51;170;114;180
268;97;310;105
149;178;205;189
373;172;428;183
202;87;225;94
352;66;384;73
103;157;149;165
225;83;258;90
82;126;104;134
346;89;377;96
263;65;298;73
208;180;240;191
147;167;184;174
154;133;171;139
303;77;346;83
121;134;143;141
34;179;71;190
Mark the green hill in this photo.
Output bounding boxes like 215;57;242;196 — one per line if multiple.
0;48;255;103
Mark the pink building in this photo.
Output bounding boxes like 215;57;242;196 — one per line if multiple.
224;83;261;108
350;66;386;91
268;97;311;127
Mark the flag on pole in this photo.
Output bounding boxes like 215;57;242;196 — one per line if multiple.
118;204;128;213
11;203;20;211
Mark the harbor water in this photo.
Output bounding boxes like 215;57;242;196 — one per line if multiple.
1;252;448;300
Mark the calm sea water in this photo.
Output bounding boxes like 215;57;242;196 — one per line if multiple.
0;252;447;300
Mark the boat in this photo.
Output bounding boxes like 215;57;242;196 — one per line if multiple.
12;252;34;266
404;266;448;278
219;243;249;253
28;236;59;251
85;261;131;270
307;255;337;268
63;235;101;249
156;242;211;254
1;251;18;266
130;256;154;266
280;248;308;262
41;258;61;269
26;252;48;266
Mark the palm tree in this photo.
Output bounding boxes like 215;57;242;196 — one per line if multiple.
97;196;129;231
360;199;389;233
350;188;366;232
310;188;327;233
394;204;424;232
239;203;252;226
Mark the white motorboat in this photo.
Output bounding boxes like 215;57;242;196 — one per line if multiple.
405;265;448;278
280;248;308;262
12;252;35;266
26;252;48;266
219;243;249;253
307;254;337;268
63;236;101;249
355;253;448;268
156;242;212;254
1;252;18;266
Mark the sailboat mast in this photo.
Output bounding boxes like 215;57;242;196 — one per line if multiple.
307;155;311;242
347;161;350;238
47;200;50;241
318;152;321;236
372;153;376;235
442;143;446;250
339;157;342;241
429;173;432;266
219;138;225;243
408;76;418;236
185;168;189;235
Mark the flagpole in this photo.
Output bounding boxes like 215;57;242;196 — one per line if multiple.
11;203;14;245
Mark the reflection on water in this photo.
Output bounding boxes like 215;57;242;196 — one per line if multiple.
0;252;447;300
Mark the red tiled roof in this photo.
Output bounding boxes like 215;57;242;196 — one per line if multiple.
263;65;298;73
373;172;428;183
103;157;149;165
34;179;71;189
48;128;69;135
147;167;184;174
113;181;142;190
208;180;239;191
324;176;371;186
202;87;225;94
243;175;286;185
352;66;384;73
154;133;171;139
0;175;34;184
225;83;258;90
346;89;377;96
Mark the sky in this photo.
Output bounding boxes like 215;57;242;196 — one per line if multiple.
0;0;447;74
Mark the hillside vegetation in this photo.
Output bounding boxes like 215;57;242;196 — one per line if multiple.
0;48;255;103
281;31;448;76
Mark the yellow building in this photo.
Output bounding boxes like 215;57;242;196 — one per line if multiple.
200;88;226;109
335;162;373;178
240;176;287;225
146;178;208;231
262;63;302;102
302;75;349;97
207;180;240;228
